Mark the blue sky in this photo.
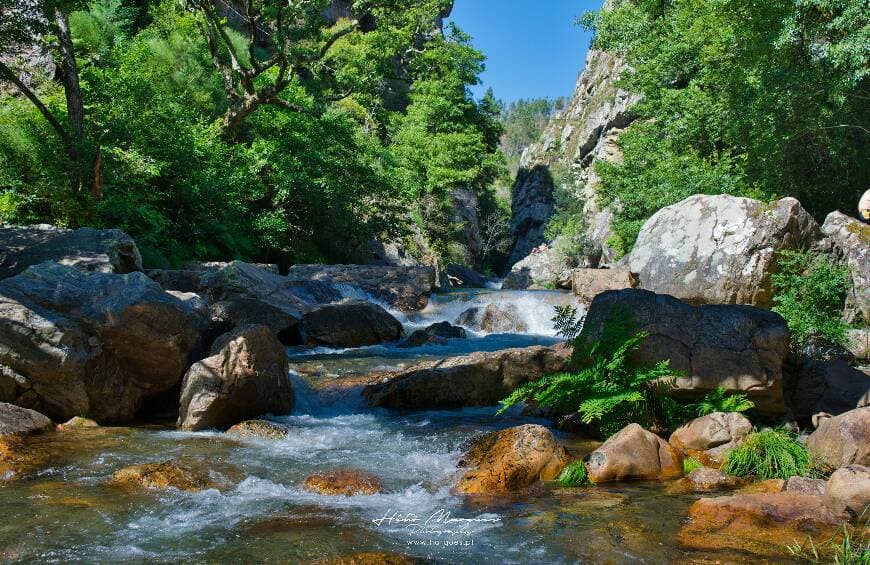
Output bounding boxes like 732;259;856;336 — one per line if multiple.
447;0;604;104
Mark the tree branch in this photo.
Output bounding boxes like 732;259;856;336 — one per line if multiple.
267;97;319;117
302;21;359;62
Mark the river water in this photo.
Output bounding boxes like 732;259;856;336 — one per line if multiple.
0;289;788;563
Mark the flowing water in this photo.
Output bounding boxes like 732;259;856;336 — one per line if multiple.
0;289;790;563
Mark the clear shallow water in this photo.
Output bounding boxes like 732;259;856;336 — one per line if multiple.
0;289;790;563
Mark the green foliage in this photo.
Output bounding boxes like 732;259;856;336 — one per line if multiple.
772;250;851;345
721;429;810;480
585;0;869;256
558;461;593;487
788;521;870;564
692;387;755;417
683;456;703;474
551;305;583;342
498;306;680;437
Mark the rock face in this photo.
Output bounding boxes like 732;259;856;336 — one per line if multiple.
0;224;142;280
300;301;403;348
0;403;54;436
822;211;869;324
580;289;790;413
455;424;570;494
788;360;870;423
109;461;218;492
806;407;870;472
823;465;870;521
628;195;823;307
507;48;638;269
398;321;465;348
455;303;528;334
669;412;752;466
177;325;294;431
363;346;568;410
502;245;574;290
303;469;383;496
0;263;203;422
586;424;684;483
571;268;637;303
285;264;436;311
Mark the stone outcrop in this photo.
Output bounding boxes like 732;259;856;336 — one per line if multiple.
788;359;869;423
0;224;142;279
300;301;403;348
0;403;54;436
226;419;290;440
0;263;203;422
398;321;465;348
455;424;570;493
806;407;870;472
285;264;436;311
579;289;790;413
822;211;869;324
303;469;383;496
586;424;684;483
178;325;293;431
502;245;574;290
628;195;823;307
363;346;568;410
823;465;870;521
571;268;637;303
455;303;528;334
669;412;752;466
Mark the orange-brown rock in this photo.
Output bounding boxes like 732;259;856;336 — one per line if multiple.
226;419;290;440
586;423;684;483
824;465;870;522
678;492;840;557
669;412;751;466
303;469;383;496
109;461;219;492
312;552;421;565
806;407;870;472
455;424;570;494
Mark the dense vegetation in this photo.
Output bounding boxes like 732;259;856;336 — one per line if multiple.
0;0;506;267
580;0;869;257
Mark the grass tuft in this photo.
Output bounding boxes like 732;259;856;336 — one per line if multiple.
721;429;809;480
558;461;593;487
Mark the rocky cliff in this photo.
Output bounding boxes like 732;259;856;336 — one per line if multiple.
507;48;639;271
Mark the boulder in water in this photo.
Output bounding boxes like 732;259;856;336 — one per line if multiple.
455;303;528;333
0;403;54;437
58;416;99;431
178;325;293;431
669;412;752;466
586;423;684;483
455;424;570;493
806;407;870;472
226;419;290;440
109;461;221;492
303;468;383;496
398;321;466;348
300;301;403;348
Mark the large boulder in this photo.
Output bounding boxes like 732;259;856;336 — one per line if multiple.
669;412;752;466
445;264;492;288
285;264;436;311
455;303;528;334
398;321;466;348
806;407;870;472
178;325;293;431
571;268;637;303
0;224;142;280
822;211;869;324
586;423;684;483
628;195;823;307
0;263;203;422
300;301;403;348
0;403;54;437
363;346;568;410
788;360;869;423
579;289;790;414
502;244;574;290
823;465;870;521
455;424;570;493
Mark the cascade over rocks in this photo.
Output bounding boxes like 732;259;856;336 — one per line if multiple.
455;424;570;494
580;289;790;413
363;345;568;410
806;407;870;472
669;412;752;466
821;211;869;324
300;301;403;348
586;423;684;483
0;263;204;422
628;195;824;307
0;224;142;280
178;325;293;431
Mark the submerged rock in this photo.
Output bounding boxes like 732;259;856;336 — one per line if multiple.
806;407;870;472
0;224;142;280
0;403;54;437
455;303;528;333
455;424;570;494
669;412;752;466
226;419;290;440
579;289;789;414
0;263;203;422
586;423;684;483
303;469;383;496
300;301;403;348
363;345;568;410
178;325;293;431
398;321;466;348
670;468;742;492
628;194;823;307
109;461;220;492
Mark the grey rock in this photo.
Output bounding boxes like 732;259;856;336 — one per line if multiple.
628;195;823;307
456;303;528;334
0;224;142;280
502;245;574;289
300;301;402;348
580;289;790;414
0;402;53;437
398;321;466;348
445;264;492;288
822;211;869;324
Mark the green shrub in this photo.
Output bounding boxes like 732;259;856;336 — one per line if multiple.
683;456;703;474
558;461;593;487
692;387;755;417
498;306;681;436
721;429;810;480
771;250;850;346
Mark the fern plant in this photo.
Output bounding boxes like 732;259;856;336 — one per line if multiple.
499;306;679;436
552;305;583;342
693;387;755;416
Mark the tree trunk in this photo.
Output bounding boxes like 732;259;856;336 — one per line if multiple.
54;6;84;142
